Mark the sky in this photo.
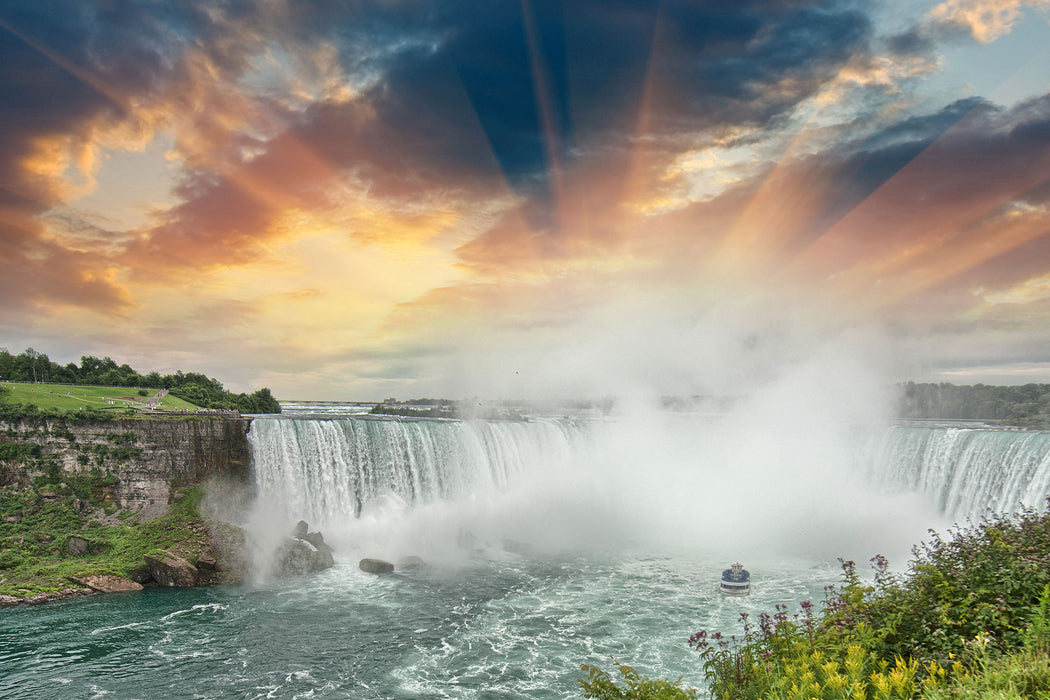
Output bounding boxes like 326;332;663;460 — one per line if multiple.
2;0;1050;402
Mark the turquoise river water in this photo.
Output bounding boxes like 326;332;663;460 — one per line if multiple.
2;403;1049;698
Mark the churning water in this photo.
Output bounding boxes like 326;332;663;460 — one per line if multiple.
2;405;1049;699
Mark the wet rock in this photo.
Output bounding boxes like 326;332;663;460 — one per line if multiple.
274;537;334;576
273;521;335;576
68;536;89;556
301;530;326;550
502;539;534;556
144;550;199;587
128;565;154;584
73;574;144;593
196;552;217;571
0;595;20;607
359;558;395;574
396;556;426;571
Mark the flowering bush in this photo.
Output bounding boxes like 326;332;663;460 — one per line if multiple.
578;664;699;699
684;500;1050;700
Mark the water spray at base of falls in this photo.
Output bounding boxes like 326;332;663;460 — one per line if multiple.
236;408;1050;575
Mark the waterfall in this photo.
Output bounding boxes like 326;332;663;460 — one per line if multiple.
247;414;1050;556
865;425;1050;519
248;416;584;524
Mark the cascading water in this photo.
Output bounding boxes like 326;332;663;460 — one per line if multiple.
8;409;1050;699
247;412;1050;562
249;416;583;524
865;425;1050;518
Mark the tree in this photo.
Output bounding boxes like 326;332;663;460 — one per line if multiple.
24;347;40;383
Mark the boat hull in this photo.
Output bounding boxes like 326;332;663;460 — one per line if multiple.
719;581;750;596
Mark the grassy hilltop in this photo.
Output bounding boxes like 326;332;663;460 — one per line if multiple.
2;382;198;413
0;349;264;603
0;348;280;415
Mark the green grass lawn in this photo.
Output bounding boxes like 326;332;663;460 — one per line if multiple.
1;382;198;411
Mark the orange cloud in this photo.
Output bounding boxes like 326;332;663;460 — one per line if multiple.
927;0;1050;43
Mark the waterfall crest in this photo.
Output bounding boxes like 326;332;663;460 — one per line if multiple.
248;416;582;524
866;425;1050;518
248;415;1050;545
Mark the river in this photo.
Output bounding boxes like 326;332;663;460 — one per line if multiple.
2;404;1048;699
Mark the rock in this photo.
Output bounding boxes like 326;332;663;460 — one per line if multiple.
3;514;21;523
396;556;426;571
359;558;395;574
127;565;154;584
502;539;533;556
291;520;309;538
274;537;334;576
144;551;199;587
0;595;20;607
68;537;89;555
301;530;326;549
72;574;144;593
196;552;217;571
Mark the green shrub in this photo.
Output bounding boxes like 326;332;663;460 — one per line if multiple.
579;664;699;699
680;500;1050;700
1024;585;1050;655
0;442;42;461
0;550;24;570
923;635;1050;700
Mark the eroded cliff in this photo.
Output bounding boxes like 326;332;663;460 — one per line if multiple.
0;415;252;513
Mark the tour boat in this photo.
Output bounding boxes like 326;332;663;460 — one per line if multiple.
720;562;751;596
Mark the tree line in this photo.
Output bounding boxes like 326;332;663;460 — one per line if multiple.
0;348;280;414
898;381;1050;428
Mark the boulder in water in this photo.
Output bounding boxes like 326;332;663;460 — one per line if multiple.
144;551;200;587
291;520;309;538
301;531;327;550
359;558;395;574
396;556;425;571
275;536;335;576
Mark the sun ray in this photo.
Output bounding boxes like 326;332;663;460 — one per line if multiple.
620;3;664;214
787;112;1050;301
0;15;130;113
520;0;566;230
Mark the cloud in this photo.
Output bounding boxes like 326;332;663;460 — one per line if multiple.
3;0;1050;397
925;0;1050;43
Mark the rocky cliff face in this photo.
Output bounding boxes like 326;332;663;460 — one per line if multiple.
0;416;252;513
